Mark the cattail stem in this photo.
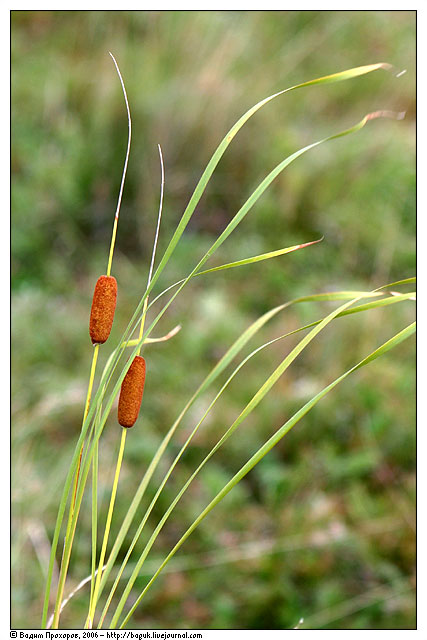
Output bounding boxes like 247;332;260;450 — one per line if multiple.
55;275;117;626
137;298;149;356
51;344;100;629
86;428;127;628
85;346;100;419
90;440;98;604
72;343;100;503
106;217;119;277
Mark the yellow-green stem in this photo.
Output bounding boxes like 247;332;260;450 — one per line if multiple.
86;428;127;628
51;345;99;628
136;298;149;356
93;300;149;628
90;441;99;604
106;217;119;277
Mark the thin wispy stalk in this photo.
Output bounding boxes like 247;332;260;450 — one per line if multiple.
147;144;165;289
106;51;132;276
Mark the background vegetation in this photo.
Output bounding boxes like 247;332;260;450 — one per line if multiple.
12;10;415;630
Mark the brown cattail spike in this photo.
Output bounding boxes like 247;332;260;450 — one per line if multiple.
89;275;118;344
118;356;146;428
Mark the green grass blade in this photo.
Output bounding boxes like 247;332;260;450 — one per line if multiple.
108;294;369;627
95;289;391;620
376;277;415;288
105;108;390;395
143;277;416;335
99;289;413;626
93;302;289;618
303;292;415;327
195;238;323;276
145;64;390;299
95;287;413;622
119;321;415;628
189;113;380;269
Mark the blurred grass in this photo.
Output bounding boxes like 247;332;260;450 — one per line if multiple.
11;10;415;630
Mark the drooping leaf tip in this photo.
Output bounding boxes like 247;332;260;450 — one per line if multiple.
365;110;406;122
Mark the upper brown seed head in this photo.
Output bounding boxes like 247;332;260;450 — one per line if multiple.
89;275;118;344
118;356;146;428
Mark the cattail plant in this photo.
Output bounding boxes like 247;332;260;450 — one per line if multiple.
47;51;132;630
42;57;415;631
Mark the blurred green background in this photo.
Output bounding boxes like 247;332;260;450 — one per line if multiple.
11;10;415;630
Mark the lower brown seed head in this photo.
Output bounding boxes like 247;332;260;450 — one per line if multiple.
89;275;118;344
118;356;146;428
